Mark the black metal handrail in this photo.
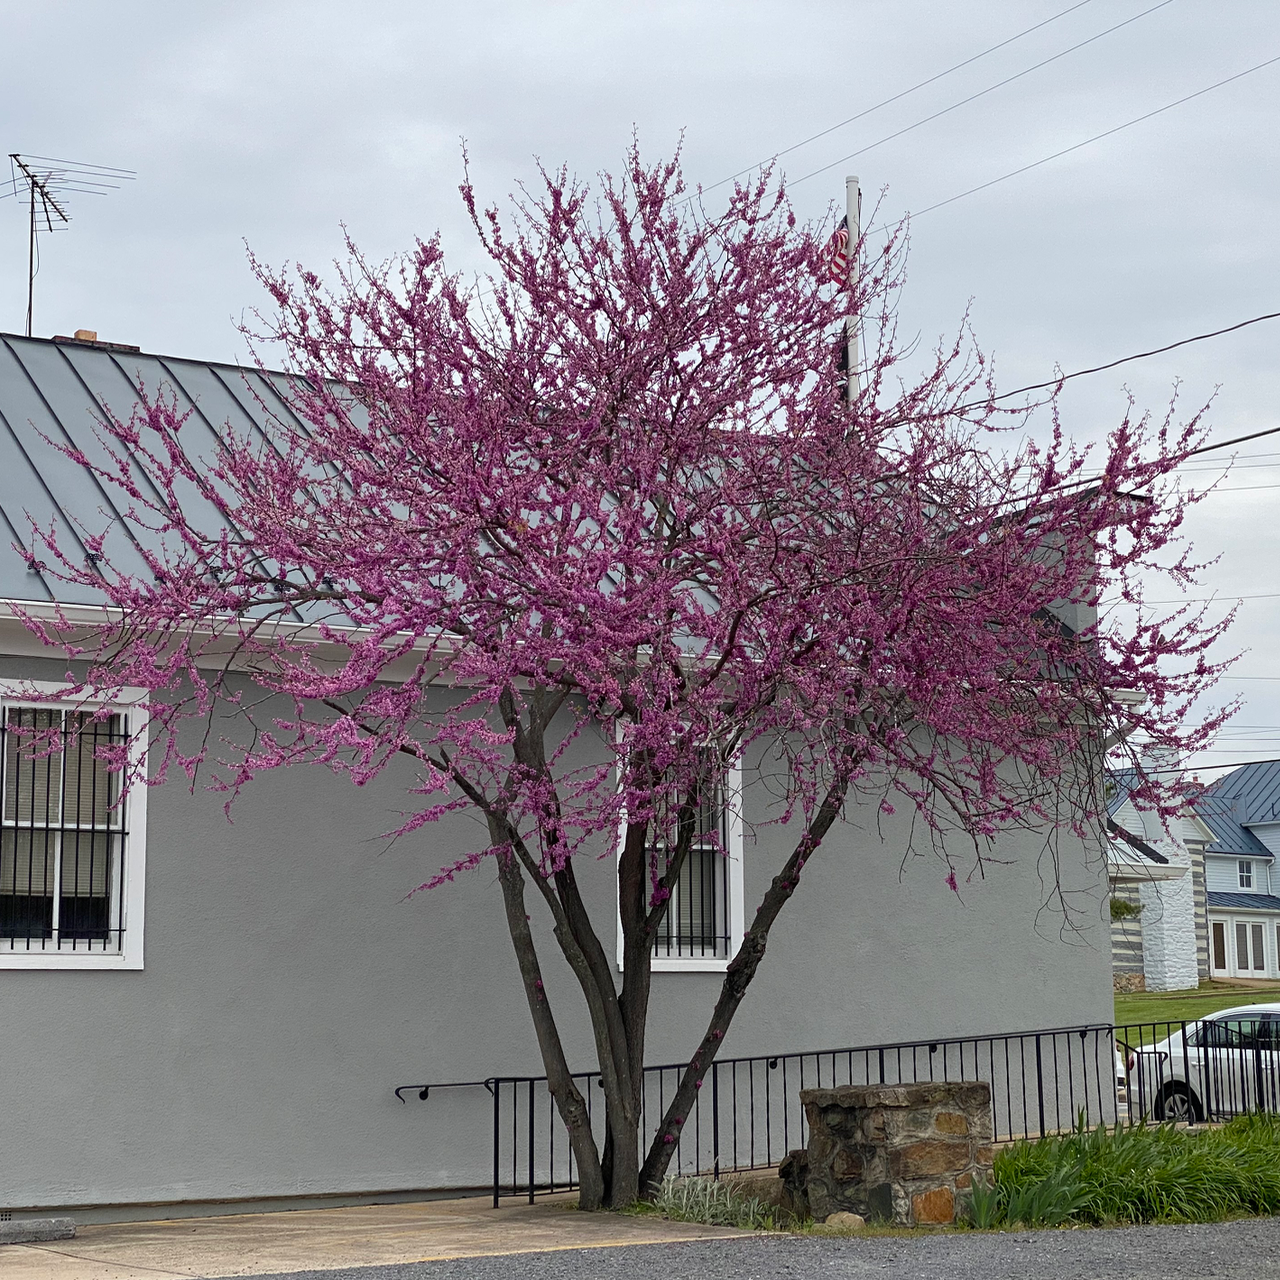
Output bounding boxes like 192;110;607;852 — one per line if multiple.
398;1020;1118;1206
395;1014;1280;1207
394;1078;493;1105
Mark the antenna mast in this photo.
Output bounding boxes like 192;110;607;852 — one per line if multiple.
4;154;135;337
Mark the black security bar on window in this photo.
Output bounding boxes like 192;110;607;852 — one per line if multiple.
0;707;129;953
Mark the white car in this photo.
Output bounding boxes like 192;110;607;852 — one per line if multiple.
1122;1003;1280;1122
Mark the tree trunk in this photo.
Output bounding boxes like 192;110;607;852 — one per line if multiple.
604;1109;641;1207
491;840;606;1209
638;771;853;1196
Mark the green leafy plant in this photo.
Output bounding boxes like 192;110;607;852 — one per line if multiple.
963;1174;1002;1229
1001;1162;1091;1227
987;1113;1280;1229
652;1175;782;1230
1110;897;1142;921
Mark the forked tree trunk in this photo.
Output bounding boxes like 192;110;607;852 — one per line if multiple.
638;771;853;1195
493;714;857;1208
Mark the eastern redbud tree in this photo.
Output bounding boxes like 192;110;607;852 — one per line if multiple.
29;149;1232;1208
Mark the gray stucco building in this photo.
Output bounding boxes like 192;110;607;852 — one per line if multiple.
0;331;1114;1221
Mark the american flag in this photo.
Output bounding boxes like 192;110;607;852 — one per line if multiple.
824;215;849;286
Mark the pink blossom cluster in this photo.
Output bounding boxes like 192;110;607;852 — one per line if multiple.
21;148;1232;897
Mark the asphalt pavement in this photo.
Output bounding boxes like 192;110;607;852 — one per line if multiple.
240;1216;1280;1280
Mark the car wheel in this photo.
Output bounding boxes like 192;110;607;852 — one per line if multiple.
1155;1082;1201;1123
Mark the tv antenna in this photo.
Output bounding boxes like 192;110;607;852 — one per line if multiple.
3;154;136;337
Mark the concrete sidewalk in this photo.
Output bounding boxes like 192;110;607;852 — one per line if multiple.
0;1195;753;1280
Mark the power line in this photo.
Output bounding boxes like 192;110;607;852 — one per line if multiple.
789;0;1174;188
932;307;1280;505
1181;465;1280;475
1109;593;1280;605
983;309;1280;407
913;310;1280;507
875;51;1280;226
1184;423;1280;460
701;0;1096;197
1196;482;1280;494
1138;757;1280;774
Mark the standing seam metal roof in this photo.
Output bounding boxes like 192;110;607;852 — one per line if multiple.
0;331;330;620
1107;761;1280;859
1195;761;1280;856
1207;890;1280;913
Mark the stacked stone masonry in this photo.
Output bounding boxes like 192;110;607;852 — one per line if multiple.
800;1081;994;1225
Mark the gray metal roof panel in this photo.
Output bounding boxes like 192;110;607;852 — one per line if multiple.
0;332;320;610
1107;768;1138;818
1195;799;1273;856
0;338;121;603
1194;761;1280;854
1207;891;1280;912
39;345;245;589
1205;760;1280;825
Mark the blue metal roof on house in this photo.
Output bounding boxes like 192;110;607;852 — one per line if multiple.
1106;760;1280;858
1209;760;1280;825
1194;762;1280;856
0;331;325;619
1207;891;1280;913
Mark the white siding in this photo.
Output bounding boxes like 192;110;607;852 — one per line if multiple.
1183;814;1212;848
1112;798;1143;835
1113;799;1207;853
1207;911;1280;978
1205;854;1267;893
1247;823;1280;858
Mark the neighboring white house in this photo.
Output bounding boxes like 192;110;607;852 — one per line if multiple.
1109;761;1280;988
1195;762;1280;979
1107;768;1214;992
0;330;1116;1222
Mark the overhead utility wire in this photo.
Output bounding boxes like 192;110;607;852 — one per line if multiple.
1184;423;1280;460
789;0;1174;187
890;51;1280;222
1144;758;1280;773
932;308;1280;490
950;304;1280;510
701;0;1096;196
982;310;1280;408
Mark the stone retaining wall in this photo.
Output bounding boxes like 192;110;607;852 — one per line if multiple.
800;1081;994;1225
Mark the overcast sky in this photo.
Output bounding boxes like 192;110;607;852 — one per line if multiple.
1;0;1277;770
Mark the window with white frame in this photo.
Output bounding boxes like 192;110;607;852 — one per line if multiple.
618;756;745;973
1239;859;1254;889
0;690;146;970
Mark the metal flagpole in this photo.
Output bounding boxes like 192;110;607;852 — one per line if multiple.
845;174;861;405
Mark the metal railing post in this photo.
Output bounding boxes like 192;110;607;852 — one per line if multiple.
492;1081;501;1209
1035;1035;1046;1138
528;1078;536;1204
712;1062;720;1180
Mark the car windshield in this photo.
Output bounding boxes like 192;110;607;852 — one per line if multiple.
1190;1016;1268;1050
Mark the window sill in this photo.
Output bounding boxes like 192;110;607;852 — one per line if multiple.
649;957;730;973
0;951;142;970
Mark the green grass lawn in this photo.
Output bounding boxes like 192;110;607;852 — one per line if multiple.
1115;980;1280;1031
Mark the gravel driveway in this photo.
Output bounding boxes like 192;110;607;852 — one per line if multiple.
239;1216;1280;1280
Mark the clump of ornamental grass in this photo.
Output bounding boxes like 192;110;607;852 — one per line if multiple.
965;1112;1280;1228
651;1175;783;1231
